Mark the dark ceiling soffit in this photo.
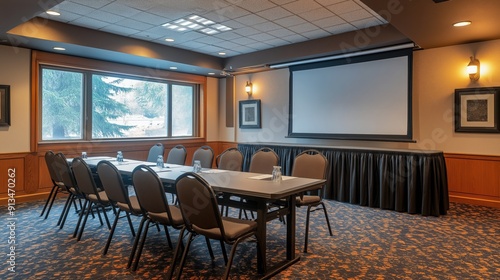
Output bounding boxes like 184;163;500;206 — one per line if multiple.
0;0;64;34
7;17;224;71
223;24;411;72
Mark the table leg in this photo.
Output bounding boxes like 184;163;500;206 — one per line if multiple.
286;195;296;260
256;200;267;274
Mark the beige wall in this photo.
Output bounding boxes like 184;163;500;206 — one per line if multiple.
0;45;31;153
230;39;500;156
205;77;219;142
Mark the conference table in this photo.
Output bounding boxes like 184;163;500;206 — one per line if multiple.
80;156;326;278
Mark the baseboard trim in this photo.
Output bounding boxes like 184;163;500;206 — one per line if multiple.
449;195;500;209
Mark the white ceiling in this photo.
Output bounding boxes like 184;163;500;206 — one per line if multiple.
39;0;387;57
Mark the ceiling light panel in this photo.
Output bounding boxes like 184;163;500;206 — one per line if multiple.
162;14;232;35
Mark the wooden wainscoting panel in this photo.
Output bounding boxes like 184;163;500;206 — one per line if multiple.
0;157;25;195
445;153;500;208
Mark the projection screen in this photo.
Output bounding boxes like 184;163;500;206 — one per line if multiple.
288;48;413;141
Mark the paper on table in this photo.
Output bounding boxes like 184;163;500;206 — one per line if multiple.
248;175;296;181
201;169;228;174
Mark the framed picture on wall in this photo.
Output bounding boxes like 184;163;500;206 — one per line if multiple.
455;87;500;133
0;85;10;126
239;99;261;129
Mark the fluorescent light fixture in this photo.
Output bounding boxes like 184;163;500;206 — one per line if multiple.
218;52;226;56
453;21;471;27
200;28;218;35
169;66;178;70
269;43;415;69
53;47;66;51
208;72;215;75
46;10;60;16
165;38;175;42
162;14;231;35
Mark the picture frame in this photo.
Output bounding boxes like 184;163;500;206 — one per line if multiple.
239;99;261;129
455;87;500;133
0;85;10;126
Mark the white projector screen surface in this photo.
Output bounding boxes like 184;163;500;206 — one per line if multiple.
289;49;412;141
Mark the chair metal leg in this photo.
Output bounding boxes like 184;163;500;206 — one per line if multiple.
73;199;88;237
103;209;121;255
166;227;186;279
303;205;313;253
77;201;93;241
125;212;136;237
101;205;111;229
320;202;333;236
222;237;247;280
220;240;228;264
132;219;151;271
40;185;57;218
163;225;173;249
44;187;61;219
127;216;146;269
175;232;195;280
205;237;214;260
57;194;73;227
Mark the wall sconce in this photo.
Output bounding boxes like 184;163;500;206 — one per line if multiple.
466;56;480;81
245;81;253;96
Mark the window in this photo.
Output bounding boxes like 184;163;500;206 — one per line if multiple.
40;67;199;141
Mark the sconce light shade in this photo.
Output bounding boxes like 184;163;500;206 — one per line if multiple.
467;56;480;81
245;81;253;96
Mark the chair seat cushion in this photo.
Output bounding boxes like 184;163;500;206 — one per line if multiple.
148;205;183;226
88;190;110;203
116;196;142;215
296;195;321;206
194;217;257;241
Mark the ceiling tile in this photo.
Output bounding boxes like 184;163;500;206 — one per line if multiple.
274;15;307;27
114;18;155;31
100;2;142;17
301;29;329;39
257;6;294;21
253;22;283;32
270;0;298;5
287;22;319;33
313;16;347;28
132;11;169;26
194;35;225;45
267;28;297;37
280;33;308;43
203;6;251;21
350;17;383;29
213;31;243;41
282;0;322;14
100;24;139;36
248;32;277;42
234;27;262;36
57;1;96;15
72;17;109;29
231;0;278;13
327;1;361;15
262;37;290;46
323;23;356;34
315;0;348;6
231;37;259;46
87;10;125;24
299;7;336;21
67;0;113;9
233;14;268;26
339;9;373;22
120;0;159;11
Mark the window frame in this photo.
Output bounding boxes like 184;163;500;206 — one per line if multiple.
33;51;206;144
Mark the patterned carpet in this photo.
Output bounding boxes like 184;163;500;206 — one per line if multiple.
1;195;499;280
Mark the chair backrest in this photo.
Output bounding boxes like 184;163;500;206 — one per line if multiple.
53;152;79;194
166;145;187;165
97;160;130;205
175;172;225;240
146;143;165;162
248;147;279;174
216;148;243;171
72;157;102;200
132;165;173;218
192;145;214;168
291;150;328;180
45;150;62;184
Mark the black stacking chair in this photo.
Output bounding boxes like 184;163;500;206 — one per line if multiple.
167;172;258;280
292;149;333;253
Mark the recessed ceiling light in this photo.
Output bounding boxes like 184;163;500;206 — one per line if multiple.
169;66;178;70
46;10;60;16
453;21;472;27
218;52;226;56
53;47;66;51
162;14;232;35
165;38;175;42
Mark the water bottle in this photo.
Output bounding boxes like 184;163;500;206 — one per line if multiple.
156;155;164;168
117;151;123;163
272;166;282;182
193;160;201;173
